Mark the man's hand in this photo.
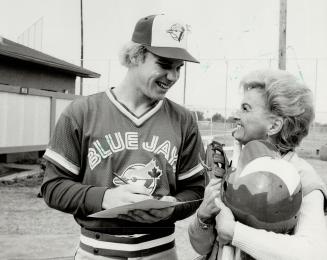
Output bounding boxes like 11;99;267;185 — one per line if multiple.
197;178;222;220
215;197;236;245
117;195;177;223
101;184;151;210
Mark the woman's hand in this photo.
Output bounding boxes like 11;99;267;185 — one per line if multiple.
197;178;222;220
215;197;236;245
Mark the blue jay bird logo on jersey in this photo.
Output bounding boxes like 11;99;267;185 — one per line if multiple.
166;24;185;42
113;159;162;195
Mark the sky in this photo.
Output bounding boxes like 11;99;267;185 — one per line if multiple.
1;0;327;122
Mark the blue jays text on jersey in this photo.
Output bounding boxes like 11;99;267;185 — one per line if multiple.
89;132;178;171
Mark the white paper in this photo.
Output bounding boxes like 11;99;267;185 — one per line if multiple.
88;199;199;218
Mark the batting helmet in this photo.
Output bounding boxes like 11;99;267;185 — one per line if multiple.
221;140;302;233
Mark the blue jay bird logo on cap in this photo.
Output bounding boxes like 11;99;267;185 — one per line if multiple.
166;24;185;42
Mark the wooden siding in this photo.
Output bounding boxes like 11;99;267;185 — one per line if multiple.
0;84;79;154
0;57;76;92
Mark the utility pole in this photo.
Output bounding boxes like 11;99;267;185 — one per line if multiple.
183;24;191;105
183;63;187;105
278;0;287;70
80;0;84;95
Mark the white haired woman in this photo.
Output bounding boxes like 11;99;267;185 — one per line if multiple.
189;69;327;260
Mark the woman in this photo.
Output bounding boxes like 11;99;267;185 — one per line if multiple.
189;69;327;259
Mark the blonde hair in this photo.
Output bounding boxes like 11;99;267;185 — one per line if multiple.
240;69;315;153
119;41;147;68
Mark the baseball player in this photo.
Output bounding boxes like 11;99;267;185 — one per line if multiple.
41;14;206;260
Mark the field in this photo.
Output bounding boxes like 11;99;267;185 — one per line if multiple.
1;123;327;260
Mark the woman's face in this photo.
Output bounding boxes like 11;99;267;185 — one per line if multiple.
232;88;272;145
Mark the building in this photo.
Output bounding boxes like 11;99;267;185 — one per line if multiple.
0;36;100;162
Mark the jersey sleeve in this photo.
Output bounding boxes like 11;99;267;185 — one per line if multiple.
176;119;206;182
41;103;107;216
43;107;81;175
169;115;207;221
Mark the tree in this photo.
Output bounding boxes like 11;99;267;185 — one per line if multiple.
195;111;205;121
212;113;225;122
226;116;237;123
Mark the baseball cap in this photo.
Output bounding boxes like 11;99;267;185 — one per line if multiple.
132;14;199;63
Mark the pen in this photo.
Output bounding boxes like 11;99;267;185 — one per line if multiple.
198;154;211;171
113;172;128;184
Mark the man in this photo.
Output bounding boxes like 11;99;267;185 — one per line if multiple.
41;14;206;259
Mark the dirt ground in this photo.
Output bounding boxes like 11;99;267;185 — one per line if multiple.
0;172;199;260
1;158;327;260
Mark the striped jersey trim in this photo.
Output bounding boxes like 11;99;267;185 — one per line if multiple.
80;240;175;258
81;228;174;243
178;163;204;180
44;148;80;175
105;88;163;127
80;233;174;251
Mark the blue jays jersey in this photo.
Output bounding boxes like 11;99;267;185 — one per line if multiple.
43;88;205;233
